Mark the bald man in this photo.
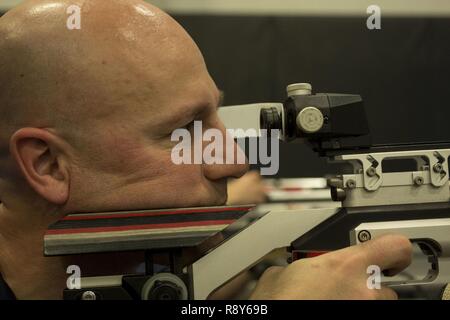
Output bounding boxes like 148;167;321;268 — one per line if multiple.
0;0;412;300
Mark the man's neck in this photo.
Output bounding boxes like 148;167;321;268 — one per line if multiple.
0;204;68;299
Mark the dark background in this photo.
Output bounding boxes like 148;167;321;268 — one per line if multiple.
174;15;450;177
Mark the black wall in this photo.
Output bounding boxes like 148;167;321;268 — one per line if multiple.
174;15;450;177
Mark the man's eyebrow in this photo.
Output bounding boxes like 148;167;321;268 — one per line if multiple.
165;91;225;128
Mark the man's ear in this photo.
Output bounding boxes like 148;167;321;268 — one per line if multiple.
9;128;70;205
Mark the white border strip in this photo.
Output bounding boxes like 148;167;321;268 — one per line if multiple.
150;0;450;17
2;0;450;17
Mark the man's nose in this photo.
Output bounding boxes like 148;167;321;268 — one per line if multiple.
203;139;249;181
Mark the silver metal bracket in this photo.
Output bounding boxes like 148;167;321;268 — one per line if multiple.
329;148;450;207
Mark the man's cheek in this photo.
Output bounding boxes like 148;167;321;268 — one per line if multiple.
136;149;202;182
90;134;150;171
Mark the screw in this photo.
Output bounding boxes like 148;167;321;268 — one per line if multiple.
346;179;356;189
357;230;371;242
81;291;97;300
366;167;377;177
433;163;443;173
414;176;424;186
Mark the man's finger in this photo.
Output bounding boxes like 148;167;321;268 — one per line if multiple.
358;234;413;273
338;234;413;273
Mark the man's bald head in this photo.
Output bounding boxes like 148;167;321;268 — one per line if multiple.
0;0;246;218
0;0;207;139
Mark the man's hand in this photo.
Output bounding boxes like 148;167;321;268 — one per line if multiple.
227;171;267;205
250;234;412;300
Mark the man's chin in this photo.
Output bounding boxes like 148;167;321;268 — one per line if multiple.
215;187;228;207
218;195;228;206
197;193;228;208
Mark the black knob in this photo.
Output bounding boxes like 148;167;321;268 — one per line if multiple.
148;281;182;300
